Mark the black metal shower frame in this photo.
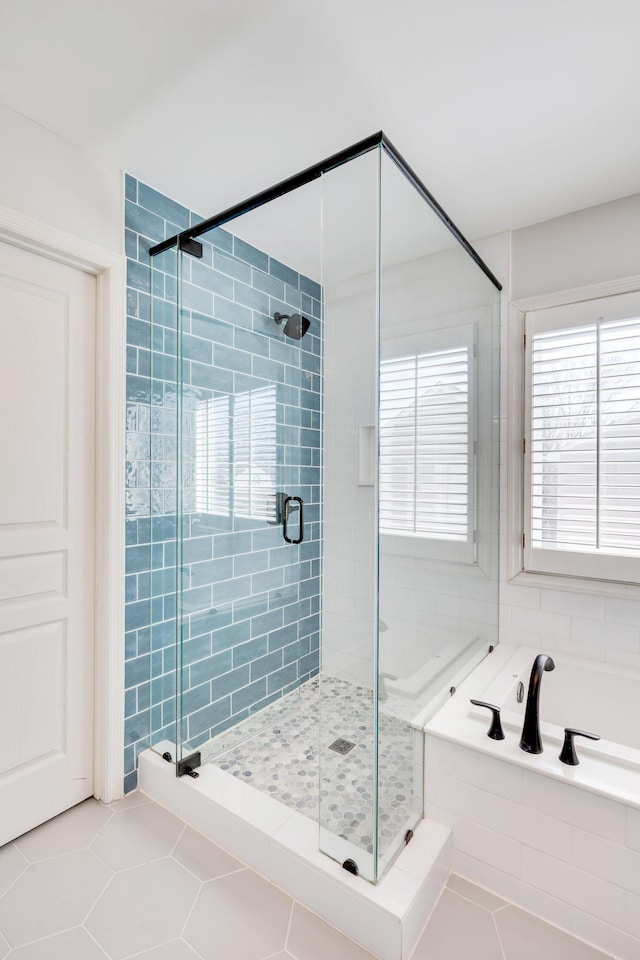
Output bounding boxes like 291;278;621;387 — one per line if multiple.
148;130;502;292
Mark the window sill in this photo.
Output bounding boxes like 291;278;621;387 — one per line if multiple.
508;568;640;600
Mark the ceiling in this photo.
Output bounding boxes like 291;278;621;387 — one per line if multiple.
1;0;639;270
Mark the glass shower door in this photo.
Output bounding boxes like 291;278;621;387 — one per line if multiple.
375;146;500;874
318;147;381;882
172;223;318;776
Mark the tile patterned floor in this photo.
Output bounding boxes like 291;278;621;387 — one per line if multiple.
0;796;613;960
201;676;418;859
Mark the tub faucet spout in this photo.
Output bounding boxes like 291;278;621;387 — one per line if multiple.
519;653;555;754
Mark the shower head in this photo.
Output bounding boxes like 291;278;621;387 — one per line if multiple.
273;312;311;340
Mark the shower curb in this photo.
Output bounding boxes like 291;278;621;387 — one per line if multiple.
139;748;451;960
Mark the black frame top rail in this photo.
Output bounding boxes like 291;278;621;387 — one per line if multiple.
149;130;502;292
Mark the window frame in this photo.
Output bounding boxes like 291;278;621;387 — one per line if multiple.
508;277;640;595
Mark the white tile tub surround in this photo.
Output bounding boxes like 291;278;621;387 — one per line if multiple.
500;582;640;669
424;645;640;960
139;748;451;960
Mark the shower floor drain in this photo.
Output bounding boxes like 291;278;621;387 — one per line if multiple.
329;737;356;755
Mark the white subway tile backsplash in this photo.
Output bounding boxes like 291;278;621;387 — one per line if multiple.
571;828;640;897
439;813;521;878
604;648;640;671
502;535;639;666
424;735;440;772
571;909;640;960
434;741;523;803
540;589;604;620
521;846;624;929
605;597;640;625
431;772;572;863
627;808;640;852
521;771;627;842
323;595;356;618
559;638;607;662
624;891;640;940
501;582;541;610
498;625;542;648
510;606;571;641
571;616;639;653
452;850;572;932
431;595;460;620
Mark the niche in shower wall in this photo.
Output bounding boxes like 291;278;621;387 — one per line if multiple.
124;176;322;791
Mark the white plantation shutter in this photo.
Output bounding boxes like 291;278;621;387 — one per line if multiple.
600;319;640;552
379;346;472;549
196;394;230;515
530;324;598;550
525;291;640;582
196;385;277;520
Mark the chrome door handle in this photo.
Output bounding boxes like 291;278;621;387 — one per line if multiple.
283;496;304;544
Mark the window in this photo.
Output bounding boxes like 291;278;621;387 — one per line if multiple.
196;385;277;521
379;335;475;561
524;291;640;582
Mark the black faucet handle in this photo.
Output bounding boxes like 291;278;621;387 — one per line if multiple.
559;727;600;766
470;699;505;740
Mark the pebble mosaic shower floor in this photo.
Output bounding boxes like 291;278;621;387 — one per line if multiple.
200;676;417;859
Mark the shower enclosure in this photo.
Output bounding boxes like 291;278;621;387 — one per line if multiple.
144;132;501;883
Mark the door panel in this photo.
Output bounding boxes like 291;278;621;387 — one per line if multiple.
0;241;96;845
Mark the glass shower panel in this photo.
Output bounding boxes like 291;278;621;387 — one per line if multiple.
148;243;179;761
174;198;322;772
376;150;500;869
319;147;380;882
145;131;501;884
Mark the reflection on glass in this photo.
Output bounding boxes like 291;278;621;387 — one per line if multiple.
195;385;277;522
379;342;471;546
376;145;500;876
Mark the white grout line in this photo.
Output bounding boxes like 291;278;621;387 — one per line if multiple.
1;924;100;955
445;885;505;915
169;822;187;856
492;913;509;960
120;936;198;960
283;898;296;951
178;877;204;941
82;923;112;958
179;935;208;960
0;844;30;899
169;850;247;886
80;870;116;928
14;835;116;868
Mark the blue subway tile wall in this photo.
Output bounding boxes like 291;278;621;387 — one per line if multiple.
124;174;322;791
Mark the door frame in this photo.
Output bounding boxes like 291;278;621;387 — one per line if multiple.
0;201;126;803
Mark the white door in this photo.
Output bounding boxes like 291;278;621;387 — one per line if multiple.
0;240;96;845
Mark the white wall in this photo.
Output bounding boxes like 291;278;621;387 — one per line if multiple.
501;193;640;671
510;193;640;301
0;103;122;252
